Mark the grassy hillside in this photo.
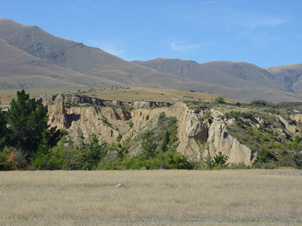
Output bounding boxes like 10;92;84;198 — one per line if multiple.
203;61;287;91
0;38;119;89
265;64;302;93
133;58;265;89
0;86;232;107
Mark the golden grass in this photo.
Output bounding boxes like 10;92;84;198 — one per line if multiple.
0;169;301;225
0;87;82;107
78;86;221;104
0;86;235;107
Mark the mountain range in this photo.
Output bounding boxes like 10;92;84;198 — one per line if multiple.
1;18;302;102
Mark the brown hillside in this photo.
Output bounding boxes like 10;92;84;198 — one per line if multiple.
265;64;302;93
0;37;121;89
202;61;288;92
133;58;266;89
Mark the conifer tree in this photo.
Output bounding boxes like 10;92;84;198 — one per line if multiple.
6;90;61;159
0;110;7;149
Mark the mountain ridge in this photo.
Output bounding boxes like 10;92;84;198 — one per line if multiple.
1;18;302;102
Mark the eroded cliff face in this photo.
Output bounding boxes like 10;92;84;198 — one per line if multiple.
45;95;131;144
40;95;261;165
205;116;255;166
121;102;209;160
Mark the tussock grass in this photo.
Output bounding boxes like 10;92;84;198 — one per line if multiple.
0;169;301;225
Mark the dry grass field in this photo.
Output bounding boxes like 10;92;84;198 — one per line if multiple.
0;86;235;107
0;169;301;226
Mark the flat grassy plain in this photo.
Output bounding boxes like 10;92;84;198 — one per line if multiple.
0;169;301;226
0;86;235;107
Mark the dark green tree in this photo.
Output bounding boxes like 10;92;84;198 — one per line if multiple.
6;90;61;160
213;152;229;168
142;130;157;158
86;135;107;169
294;151;302;169
0;110;7;149
161;131;170;152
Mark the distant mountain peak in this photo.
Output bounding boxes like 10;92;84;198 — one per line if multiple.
0;18;26;28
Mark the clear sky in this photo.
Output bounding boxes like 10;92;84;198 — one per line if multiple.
1;0;301;67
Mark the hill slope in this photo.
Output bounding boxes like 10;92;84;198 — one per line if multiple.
0;37;122;89
1;18;302;102
134;58;289;92
265;64;302;93
202;61;288;92
133;58;265;89
0;18;209;89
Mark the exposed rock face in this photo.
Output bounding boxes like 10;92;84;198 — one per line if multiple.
278;116;299;134
66;107;128;144
291;113;302;122
41;94;257;165
121;102;208;159
121;102;254;165
47;95;69;128
205;118;255;166
44;95;131;144
39;94;171;109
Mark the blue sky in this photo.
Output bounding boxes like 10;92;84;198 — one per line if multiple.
1;0;301;67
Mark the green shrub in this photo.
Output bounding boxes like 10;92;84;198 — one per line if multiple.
215;96;225;104
291;136;302;151
202;154;215;169
0;146;16;170
213;152;229;168
202;152;229;169
0;149;9;170
85;135;107;170
294;152;302;169
252;150;277;169
165;152;195;169
128;119;133;128
101;116;111;127
250;99;268;107
5;147;28;170
141;130;157;158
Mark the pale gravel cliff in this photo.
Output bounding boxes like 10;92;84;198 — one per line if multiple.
39;95;257;165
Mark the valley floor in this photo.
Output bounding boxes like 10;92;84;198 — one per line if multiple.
0;169;301;225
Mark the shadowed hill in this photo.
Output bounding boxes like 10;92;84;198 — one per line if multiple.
133;58;266;89
0;37;122;89
265;64;302;93
133;58;288;91
202;61;288;92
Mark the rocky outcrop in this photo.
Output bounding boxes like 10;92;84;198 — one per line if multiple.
121;103;255;165
66;107;127;144
291;113;302;122
38;94;171;109
278;116;299;134
204;118;255;166
121;102;209;159
42;95;257;165
45;95;131;144
47;95;69;128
